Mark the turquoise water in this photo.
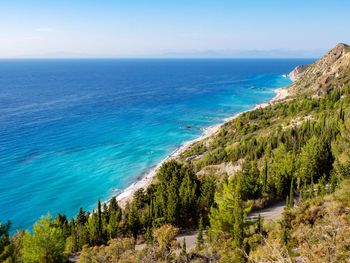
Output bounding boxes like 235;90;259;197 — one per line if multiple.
0;59;313;230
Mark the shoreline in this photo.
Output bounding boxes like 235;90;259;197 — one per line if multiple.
116;86;290;207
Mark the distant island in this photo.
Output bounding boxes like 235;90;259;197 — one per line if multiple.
1;43;350;262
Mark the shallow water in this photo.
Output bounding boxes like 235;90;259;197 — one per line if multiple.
0;58;313;230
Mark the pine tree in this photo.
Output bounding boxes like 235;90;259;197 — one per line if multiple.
199;175;216;217
233;178;244;262
145;226;153;245
197;215;204;249
257;214;262;234
22;215;66;262
263;159;268;193
97;198;104;243
289;177;294;208
109;196;119;212
107;210;119;239
0;221;11;261
180;238;187;257
179;167;198;222
209;176;236;235
166;179;179;224
77;207;87;226
127;207;140;239
102;203;109;222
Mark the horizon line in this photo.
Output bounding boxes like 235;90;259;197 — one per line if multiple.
0;56;318;60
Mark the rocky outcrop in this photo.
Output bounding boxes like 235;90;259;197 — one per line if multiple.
288;43;350;96
288;64;309;81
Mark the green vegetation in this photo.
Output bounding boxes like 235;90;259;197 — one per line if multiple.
249;179;350;262
1;46;350;262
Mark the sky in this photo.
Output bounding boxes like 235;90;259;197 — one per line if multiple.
0;0;349;58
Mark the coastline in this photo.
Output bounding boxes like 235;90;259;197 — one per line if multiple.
116;86;290;207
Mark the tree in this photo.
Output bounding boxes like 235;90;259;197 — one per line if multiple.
257;214;262;234
76;207;87;226
133;188;148;210
181;238;187;257
179;166;198;223
107;208;121;239
262;159;269;193
0;221;11;261
209;176;236;235
232;178;244;262
153;224;178;252
109;196;119;212
298;136;333;185
145;227;153;245
97;198;102;239
196;215;204;249
270;144;295;197
199;175;216;217
127;206;140;238
289;177;294;208
22;215;66;263
240;161;261;200
166;179;180;224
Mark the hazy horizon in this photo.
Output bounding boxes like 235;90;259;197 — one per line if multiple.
1;0;349;59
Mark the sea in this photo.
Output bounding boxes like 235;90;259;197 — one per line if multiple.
0;58;314;231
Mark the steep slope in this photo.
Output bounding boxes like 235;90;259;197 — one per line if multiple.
289;43;350;96
288;64;309;81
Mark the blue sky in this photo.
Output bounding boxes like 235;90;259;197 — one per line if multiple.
1;0;349;58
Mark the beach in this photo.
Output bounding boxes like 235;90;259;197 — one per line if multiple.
116;86;290;207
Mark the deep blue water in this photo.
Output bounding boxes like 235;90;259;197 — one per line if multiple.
0;59;313;230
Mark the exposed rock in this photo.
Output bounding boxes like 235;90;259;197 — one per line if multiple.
288;43;350;96
196;160;243;179
288;64;309;81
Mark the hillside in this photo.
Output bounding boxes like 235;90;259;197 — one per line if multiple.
288;64;308;81
288;43;350;96
1;44;350;263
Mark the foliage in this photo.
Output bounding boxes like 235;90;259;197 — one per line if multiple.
0;221;12;262
22;215;67;263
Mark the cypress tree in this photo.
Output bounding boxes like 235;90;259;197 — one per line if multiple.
77;208;86;226
181;238;187;256
179;167;198;222
289;178;294;208
233;179;244;262
145;226;153;245
103;203;109;222
97;198;102;241
263;159;268;193
197;215;204;248
257;214;262;234
109;196;118;212
166;179;179;224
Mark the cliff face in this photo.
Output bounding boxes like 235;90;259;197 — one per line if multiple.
288;64;309;81
288;43;350;96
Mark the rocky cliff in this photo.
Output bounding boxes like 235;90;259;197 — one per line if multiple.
288;43;350;96
288;64;309;81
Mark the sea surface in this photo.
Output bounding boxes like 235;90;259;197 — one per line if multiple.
0;59;313;230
